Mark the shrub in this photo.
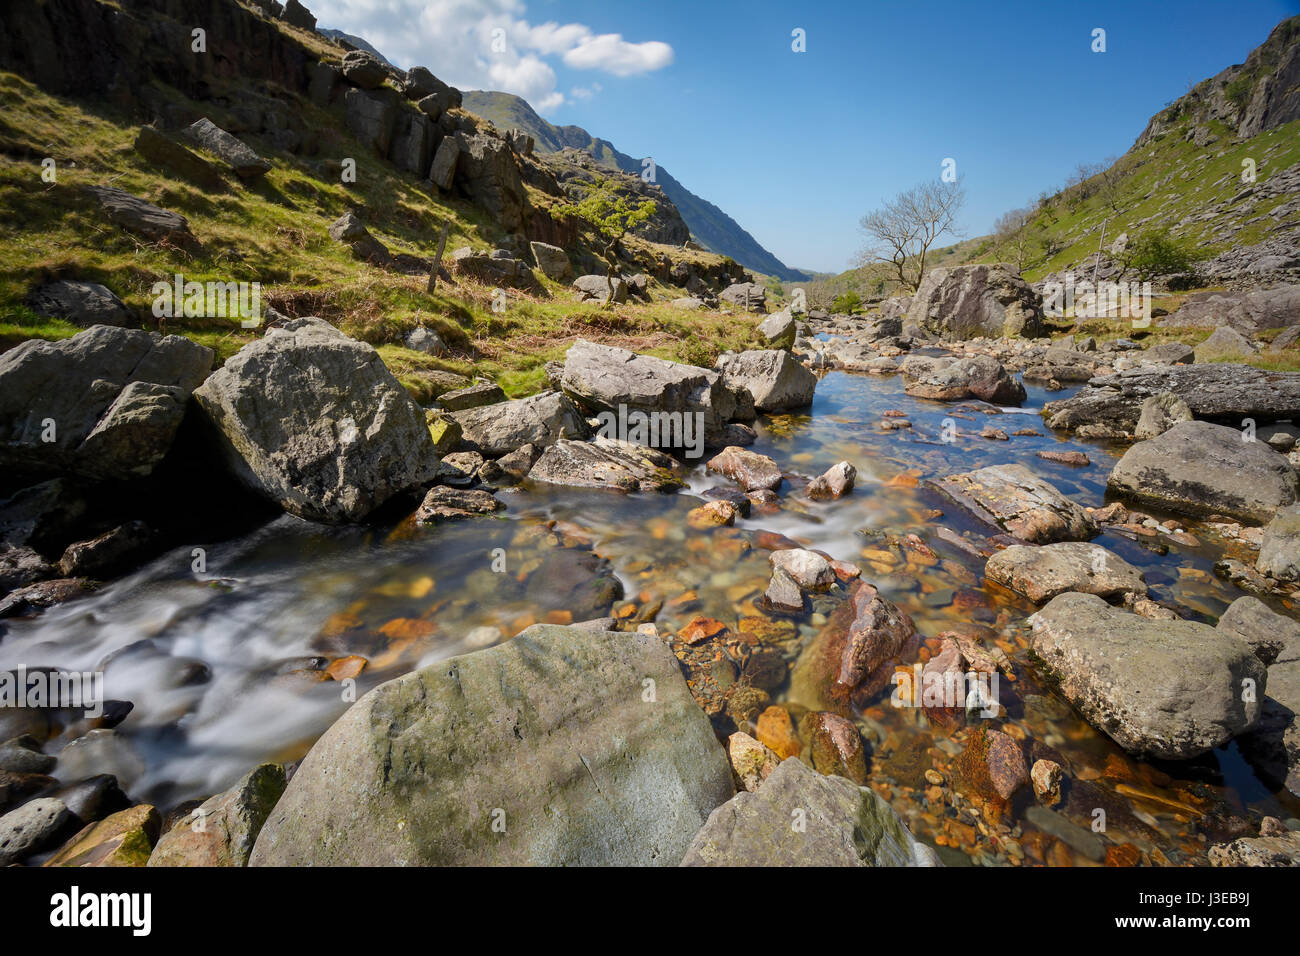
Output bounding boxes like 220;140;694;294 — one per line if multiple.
831;291;862;313
1123;229;1207;280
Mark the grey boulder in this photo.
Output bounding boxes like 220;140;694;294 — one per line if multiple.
250;626;734;865
27;280;132;328
182;118;271;179
716;349;816;413
984;542;1146;604
192;317;439;523
905;264;1044;340
450;391;588;457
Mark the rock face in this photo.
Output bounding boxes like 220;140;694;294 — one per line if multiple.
681;757;939;866
1166;285;1300;333
453;132;527;232
344;88;400;155
905;264;1043;340
560;340;738;446
901;354;1026;404
148;764;284;867
0;325;212;482
528;437;683;492
984;543;1146;604
451;391;589;457
193;318;439;523
1258;504;1300;582
182;118;271;179
1031;592;1265;759
27;280;133;328
251;626;734;866
1043;364;1300;434
1107;421;1300;524
339;50;387;89
932;464;1096;543
715;350;816;413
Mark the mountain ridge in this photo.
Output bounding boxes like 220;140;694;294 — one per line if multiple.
462;90;809;282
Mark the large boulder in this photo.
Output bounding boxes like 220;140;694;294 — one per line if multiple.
1258;504;1300;582
0;326;212;482
901;354;1025;405
1030;592;1265;759
559;340;738;446
984;542;1146;604
1043;364;1300;435
387;110;433;177
681;756;939;866
1195;326;1259;362
757;310;797;349
192;317;439;523
339;50;387;89
427;136;459;190
1133;391;1193;440
343;88;400;156
84;186;201;253
1166;285;1300;334
182;118;271;179
453;132;527;232
148;764;285;867
250;626;734;865
905;264;1044;340
1107;421;1300;524
450;391;589;457
719;282;766;313
931;464;1097;543
572;274;628;304
133;125;226;191
530;242;572;280
715;350;816;413
27;280;133;328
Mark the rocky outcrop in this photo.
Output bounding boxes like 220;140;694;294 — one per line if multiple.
901;354;1026;405
715;350;816;413
1107;421;1299;524
681;756;939;867
453;132;528;232
1031;592;1265;759
559;340;738;446
905;264;1044;340
1166;285;1300;333
450;391;589;457
0;325;212;482
529;241;572;280
182;118;271;179
251;626;734;865
932;464;1096;543
984;542;1147;604
1042;364;1300;435
719;282;766;313
1195;326;1259;362
192;317;439;523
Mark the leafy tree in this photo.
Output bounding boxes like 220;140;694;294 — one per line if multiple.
1121;229;1206;279
556;178;657;306
857;180;965;292
831;291;862;313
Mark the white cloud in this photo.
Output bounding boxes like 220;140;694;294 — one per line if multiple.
308;0;672;114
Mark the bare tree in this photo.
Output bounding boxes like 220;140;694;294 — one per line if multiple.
857;180;965;292
993;204;1037;274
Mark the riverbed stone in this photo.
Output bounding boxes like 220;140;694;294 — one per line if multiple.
680;756;939;866
902;354;1026;405
1107;421;1300;524
148;764;284;867
768;548;835;589
528;437;683;492
1133;391;1194;440
706;446;782;491
806;461;856;499
250;626;733;866
1030;592;1265;759
44;804;160;867
0;797;74;865
932;464;1096;543
984;542;1147;604
193;318;439;523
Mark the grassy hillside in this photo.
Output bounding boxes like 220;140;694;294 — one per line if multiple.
0;71;760;399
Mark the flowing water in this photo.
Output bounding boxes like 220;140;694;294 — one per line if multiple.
4;360;1298;865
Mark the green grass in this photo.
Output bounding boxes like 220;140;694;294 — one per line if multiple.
0;70;761;400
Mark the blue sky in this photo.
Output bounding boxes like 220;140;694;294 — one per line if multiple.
314;0;1299;273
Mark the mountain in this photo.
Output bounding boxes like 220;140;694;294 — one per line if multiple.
811;15;1300;304
463;90;809;282
317;28;393;66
